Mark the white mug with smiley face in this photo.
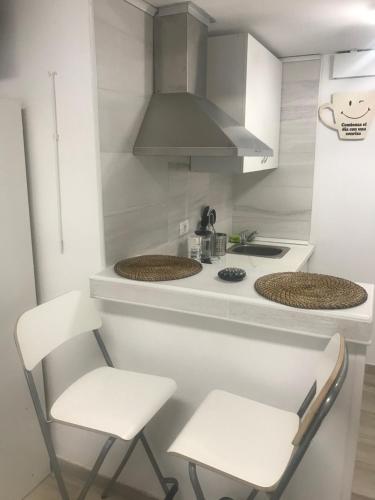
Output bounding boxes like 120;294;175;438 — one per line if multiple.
319;91;375;140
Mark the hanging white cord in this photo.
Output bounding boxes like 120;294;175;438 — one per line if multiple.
49;71;64;253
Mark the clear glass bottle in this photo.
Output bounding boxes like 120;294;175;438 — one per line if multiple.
188;234;202;261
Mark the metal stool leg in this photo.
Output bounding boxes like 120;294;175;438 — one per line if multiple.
189;463;206;500
190;462;254;500
25;370;70;500
140;433;179;500
43;423;70;500
76;437;116;500
189;462;236;500
101;431;178;500
101;434;141;499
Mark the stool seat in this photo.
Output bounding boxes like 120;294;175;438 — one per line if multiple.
51;366;177;440
168;390;299;491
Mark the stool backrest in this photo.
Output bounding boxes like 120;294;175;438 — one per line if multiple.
293;333;346;445
16;290;102;371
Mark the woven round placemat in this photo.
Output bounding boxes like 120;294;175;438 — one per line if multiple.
114;255;202;282
254;272;368;310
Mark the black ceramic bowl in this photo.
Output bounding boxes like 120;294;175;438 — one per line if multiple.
218;267;246;282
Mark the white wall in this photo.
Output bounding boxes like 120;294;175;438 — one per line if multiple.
233;57;321;241
310;54;375;363
0;0;104;297
94;0;233;266
0;0;105;461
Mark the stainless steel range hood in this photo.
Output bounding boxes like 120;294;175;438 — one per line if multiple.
134;2;273;159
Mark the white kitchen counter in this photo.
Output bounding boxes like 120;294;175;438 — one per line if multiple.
90;239;374;344
91;238;374;500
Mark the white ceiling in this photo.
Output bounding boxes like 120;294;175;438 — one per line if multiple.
150;0;375;57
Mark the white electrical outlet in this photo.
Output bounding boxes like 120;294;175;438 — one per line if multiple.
179;219;189;236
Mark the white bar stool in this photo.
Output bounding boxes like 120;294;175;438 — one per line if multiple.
15;290;178;500
168;334;348;500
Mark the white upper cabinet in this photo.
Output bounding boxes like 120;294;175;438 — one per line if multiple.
192;33;282;174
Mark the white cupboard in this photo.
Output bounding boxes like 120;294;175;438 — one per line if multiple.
192;33;282;174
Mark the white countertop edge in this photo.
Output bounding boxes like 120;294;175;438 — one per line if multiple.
253;237;310;246
91;271;374;324
92;291;372;345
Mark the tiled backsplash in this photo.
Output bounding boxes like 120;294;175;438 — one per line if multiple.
233;59;321;241
94;0;233;265
94;0;320;265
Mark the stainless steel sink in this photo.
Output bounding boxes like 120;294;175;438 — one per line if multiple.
227;243;290;259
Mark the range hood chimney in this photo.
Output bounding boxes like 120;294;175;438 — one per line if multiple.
133;2;273;159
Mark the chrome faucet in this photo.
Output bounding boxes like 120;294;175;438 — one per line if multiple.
239;230;258;245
